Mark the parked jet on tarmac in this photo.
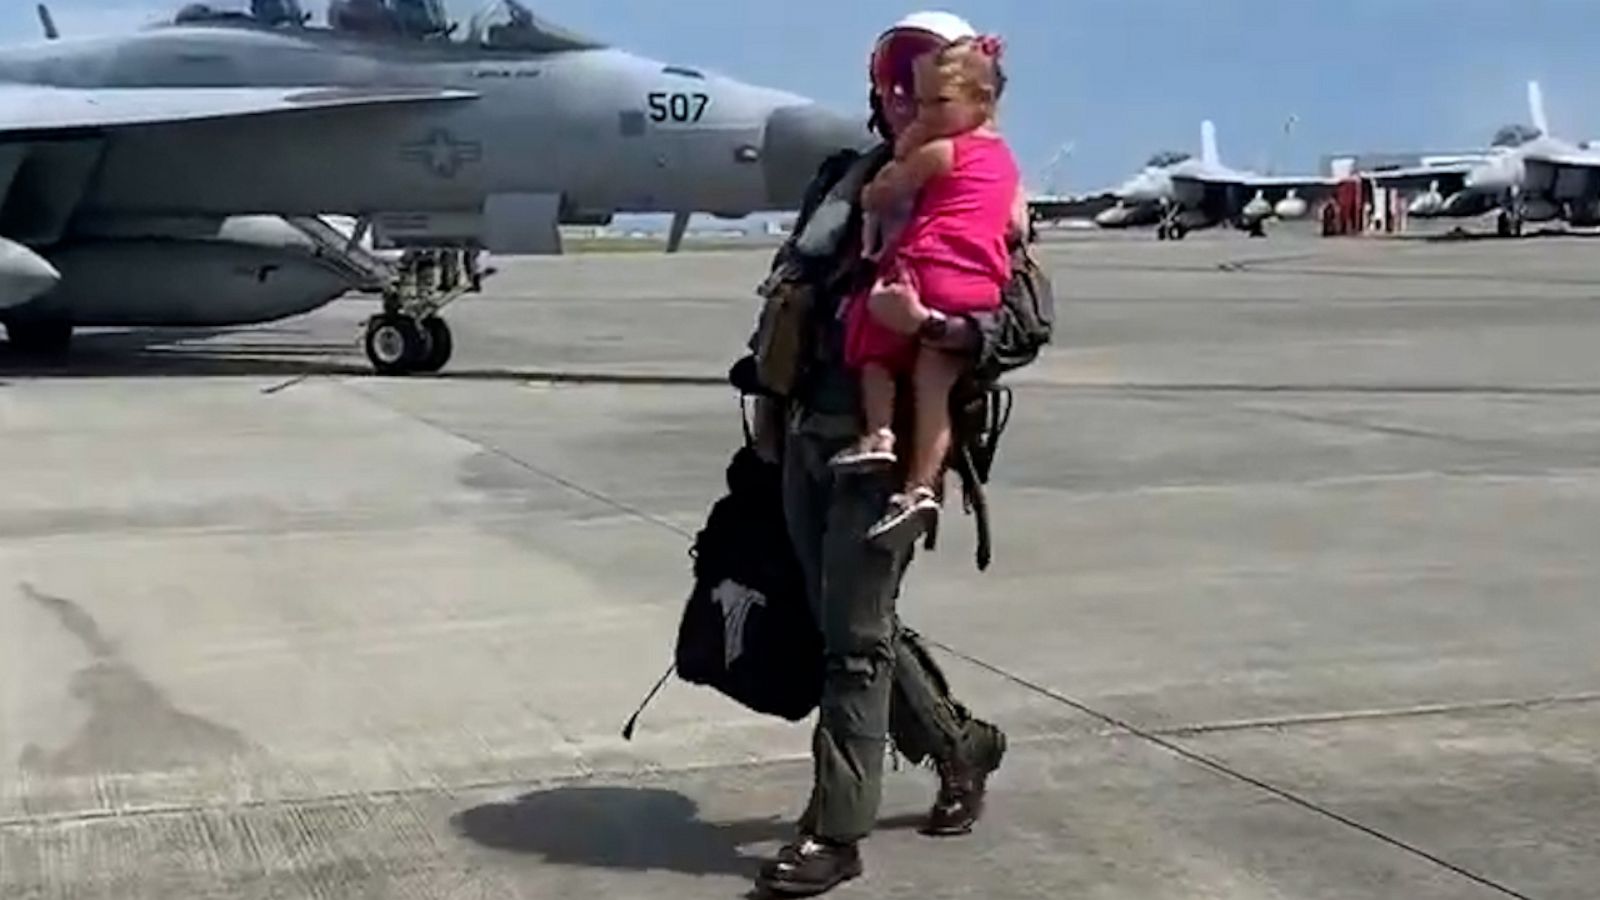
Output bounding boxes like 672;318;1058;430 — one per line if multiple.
0;1;865;373
1372;82;1600;237
1091;121;1335;240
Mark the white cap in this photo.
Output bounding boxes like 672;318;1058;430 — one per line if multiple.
884;11;977;42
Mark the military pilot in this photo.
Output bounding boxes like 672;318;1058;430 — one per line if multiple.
752;11;1010;898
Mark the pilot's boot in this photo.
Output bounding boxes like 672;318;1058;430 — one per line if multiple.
922;720;1006;837
756;837;863;897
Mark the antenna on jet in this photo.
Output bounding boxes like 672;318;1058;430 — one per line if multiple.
1528;80;1549;137
37;3;59;40
1039;140;1076;195
1267;113;1299;175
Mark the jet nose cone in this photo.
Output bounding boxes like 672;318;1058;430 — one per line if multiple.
762;104;874;209
0;238;60;310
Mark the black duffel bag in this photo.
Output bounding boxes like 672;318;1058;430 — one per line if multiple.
673;443;822;721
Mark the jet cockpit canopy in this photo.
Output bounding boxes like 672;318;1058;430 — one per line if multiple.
1491;123;1543;148
172;0;306;27
253;0;308;25
1146;151;1192;168
168;0;602;48
464;0;605;51
326;0;450;38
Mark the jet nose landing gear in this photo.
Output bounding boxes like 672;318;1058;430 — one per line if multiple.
1155;202;1187;241
361;247;482;376
364;313;446;374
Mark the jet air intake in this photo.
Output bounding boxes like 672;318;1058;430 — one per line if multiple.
761;105;873;209
0;238;60;310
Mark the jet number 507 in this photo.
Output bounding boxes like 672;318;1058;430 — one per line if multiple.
648;92;710;124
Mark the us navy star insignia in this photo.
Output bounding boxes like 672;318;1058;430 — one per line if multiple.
400;129;483;179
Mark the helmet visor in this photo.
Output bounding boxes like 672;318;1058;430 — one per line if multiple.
870;28;950;101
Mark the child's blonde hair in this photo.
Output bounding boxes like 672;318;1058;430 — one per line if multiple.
923;35;1006;115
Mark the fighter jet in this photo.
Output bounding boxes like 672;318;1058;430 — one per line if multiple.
1094;121;1335;240
1077;150;1193;232
0;1;866;373
1371;82;1600;237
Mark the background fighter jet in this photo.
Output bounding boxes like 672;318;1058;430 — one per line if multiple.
1097;121;1335;241
1371;82;1600;238
0;1;866;373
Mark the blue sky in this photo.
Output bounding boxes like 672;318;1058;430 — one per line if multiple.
6;1;1600;191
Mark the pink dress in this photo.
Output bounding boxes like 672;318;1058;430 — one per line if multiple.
845;131;1020;373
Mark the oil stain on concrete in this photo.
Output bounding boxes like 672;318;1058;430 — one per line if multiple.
18;583;253;776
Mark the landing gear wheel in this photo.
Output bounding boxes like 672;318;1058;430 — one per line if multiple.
3;320;73;357
364;314;426;375
1167;222;1188;241
414;316;454;373
1156;224;1170;241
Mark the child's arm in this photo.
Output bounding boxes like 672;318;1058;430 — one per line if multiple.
862;139;955;212
1009;185;1031;242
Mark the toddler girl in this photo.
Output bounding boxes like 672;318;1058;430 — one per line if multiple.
833;35;1023;544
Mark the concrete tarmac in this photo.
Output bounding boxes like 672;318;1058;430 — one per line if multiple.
3;230;1599;899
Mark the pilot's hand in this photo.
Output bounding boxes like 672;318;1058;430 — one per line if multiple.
893;119;933;158
866;280;930;337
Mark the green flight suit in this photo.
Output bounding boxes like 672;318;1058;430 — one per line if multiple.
768;145;1005;844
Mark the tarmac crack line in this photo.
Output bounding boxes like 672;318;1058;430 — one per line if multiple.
1143;691;1600;738
335;381;696;541
1222;404;1517;450
923;637;1535;900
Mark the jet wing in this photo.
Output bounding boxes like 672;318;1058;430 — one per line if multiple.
0;84;478;246
1365;162;1475;191
1029;191;1119;222
1174;172;1337;191
0;84;477;141
1171;172;1338;201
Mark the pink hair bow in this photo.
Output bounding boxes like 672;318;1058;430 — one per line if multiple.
975;34;1005;59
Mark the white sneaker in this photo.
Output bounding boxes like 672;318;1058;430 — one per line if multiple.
867;486;940;547
830;430;897;474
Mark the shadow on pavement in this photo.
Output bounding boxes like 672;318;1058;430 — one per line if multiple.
0;327;730;386
0;327;366;378
453;785;923;880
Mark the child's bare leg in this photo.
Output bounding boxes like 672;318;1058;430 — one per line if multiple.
859;362;896;449
865;345;958;545
831;361;897;471
907;345;964;491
